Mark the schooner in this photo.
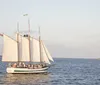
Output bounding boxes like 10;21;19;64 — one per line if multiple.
1;29;54;73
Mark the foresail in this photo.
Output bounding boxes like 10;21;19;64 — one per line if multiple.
30;38;40;62
41;41;54;62
40;41;51;64
2;34;18;61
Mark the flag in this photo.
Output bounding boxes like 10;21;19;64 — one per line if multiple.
23;14;28;16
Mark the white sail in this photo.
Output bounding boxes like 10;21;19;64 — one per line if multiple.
14;33;52;64
2;34;18;61
40;41;51;64
30;38;40;62
41;41;54;62
21;37;30;61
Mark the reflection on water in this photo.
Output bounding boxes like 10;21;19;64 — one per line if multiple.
1;73;50;85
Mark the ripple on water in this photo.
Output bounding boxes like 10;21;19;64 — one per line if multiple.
0;58;100;85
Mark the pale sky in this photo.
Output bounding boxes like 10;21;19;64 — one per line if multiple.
0;0;100;58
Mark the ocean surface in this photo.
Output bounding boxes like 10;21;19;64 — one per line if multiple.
0;58;100;85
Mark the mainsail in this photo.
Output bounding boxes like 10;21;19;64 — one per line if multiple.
2;34;18;62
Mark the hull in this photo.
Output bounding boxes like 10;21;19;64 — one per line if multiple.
7;67;48;74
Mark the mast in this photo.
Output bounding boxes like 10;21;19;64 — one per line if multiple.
17;22;20;62
28;17;31;63
39;26;42;62
22;14;31;62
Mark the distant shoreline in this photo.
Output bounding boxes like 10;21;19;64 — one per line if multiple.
0;55;99;60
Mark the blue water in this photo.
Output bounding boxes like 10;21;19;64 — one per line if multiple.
0;58;100;85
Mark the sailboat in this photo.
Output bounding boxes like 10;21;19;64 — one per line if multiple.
1;29;54;73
